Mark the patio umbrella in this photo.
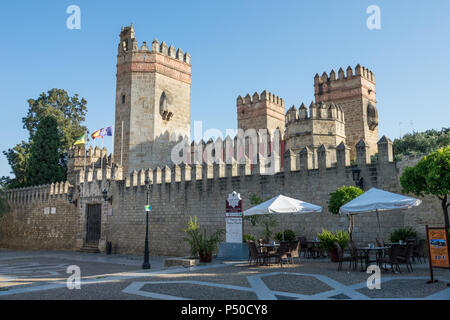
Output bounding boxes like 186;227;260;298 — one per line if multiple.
243;194;322;216
339;188;422;239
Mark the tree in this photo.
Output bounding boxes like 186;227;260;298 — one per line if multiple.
25;116;65;186
244;194;278;242
328;186;364;214
328;186;364;240
2;141;30;188
400;147;450;230
3;89;87;188
393;127;450;161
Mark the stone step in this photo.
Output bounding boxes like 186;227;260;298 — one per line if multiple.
78;243;100;253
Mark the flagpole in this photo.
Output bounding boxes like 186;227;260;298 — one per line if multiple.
83;132;87;196
101;137;104;173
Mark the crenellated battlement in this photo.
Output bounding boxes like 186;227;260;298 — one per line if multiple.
117;25;190;65
148;39;190;64
285;101;344;124
237;90;286;135
5;181;71;205
237;90;285;108
113;136;393;190
314;64;374;85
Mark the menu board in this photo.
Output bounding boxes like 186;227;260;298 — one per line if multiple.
427;227;449;269
225;191;243;243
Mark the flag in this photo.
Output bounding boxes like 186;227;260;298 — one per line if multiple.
145;205;152;212
91;129;102;140
99;126;113;137
73;134;86;146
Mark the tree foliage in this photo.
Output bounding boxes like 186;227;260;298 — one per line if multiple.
3;89;87;188
328;186;364;214
393;127;450;161
400;147;450;229
26;116;65;186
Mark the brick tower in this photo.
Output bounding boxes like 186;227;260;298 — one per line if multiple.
114;25;191;174
236;90;285;135
314;65;378;158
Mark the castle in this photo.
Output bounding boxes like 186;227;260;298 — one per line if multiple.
1;26;439;256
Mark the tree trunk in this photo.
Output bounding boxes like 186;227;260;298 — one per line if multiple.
441;194;449;230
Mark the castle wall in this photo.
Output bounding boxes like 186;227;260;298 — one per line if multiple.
0;183;79;251
1;143;444;256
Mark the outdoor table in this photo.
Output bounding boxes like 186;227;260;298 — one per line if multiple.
358;246;389;270
257;244;279;265
306;241;323;258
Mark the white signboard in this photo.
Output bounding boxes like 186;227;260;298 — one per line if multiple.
51;207;56;214
226;217;243;243
44;207;50;214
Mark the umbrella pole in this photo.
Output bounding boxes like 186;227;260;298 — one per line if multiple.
376;209;381;240
348;215;353;241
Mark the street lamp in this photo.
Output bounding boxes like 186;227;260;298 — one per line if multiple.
67;187;78;206
102;188;113;204
351;166;364;190
142;178;151;269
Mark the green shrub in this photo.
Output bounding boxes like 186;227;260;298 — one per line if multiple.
243;234;255;242
317;229;349;251
389;227;417;243
274;232;283;242
283;229;296;241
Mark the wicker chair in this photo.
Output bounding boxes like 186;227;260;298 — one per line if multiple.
336;243;356;271
247;241;265;265
348;241;365;271
289;240;301;264
297;237;309;258
397;243;414;272
413;239;426;263
269;241;291;267
377;244;401;273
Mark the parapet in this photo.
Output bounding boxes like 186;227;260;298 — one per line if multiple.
5;181;71;205
314;64;375;85
237;90;285;108
149;39;191;64
285;101;344;124
118;25;190;65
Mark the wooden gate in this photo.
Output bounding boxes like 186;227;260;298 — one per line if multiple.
86;204;102;244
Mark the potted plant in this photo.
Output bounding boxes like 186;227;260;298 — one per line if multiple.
283;229;296;241
183;216;224;263
389;227;417;243
317;229;349;262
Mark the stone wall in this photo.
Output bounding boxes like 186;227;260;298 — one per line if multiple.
0;184;79;250
1;144;444;257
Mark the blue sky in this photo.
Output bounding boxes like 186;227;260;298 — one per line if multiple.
0;0;449;177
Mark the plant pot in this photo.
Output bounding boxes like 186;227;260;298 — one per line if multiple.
328;249;339;262
199;252;212;263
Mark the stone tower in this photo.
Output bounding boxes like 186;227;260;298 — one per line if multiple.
114;25;191;174
236;90;285;135
314;65;378;158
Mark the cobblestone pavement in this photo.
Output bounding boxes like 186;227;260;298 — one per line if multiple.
0;250;449;300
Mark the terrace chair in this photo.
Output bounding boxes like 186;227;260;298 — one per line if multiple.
413;239;426;263
336;243;356;271
247;241;265;266
377;244;401;273
289;240;301;264
397;244;414;272
348;241;365;271
269;241;291;267
297;237;309;258
375;238;388;259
